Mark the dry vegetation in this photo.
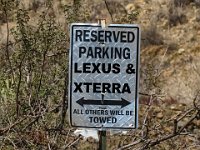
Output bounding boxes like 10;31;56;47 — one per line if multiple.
0;0;200;149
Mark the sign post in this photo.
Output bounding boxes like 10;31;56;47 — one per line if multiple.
99;129;106;150
69;23;140;130
98;92;107;150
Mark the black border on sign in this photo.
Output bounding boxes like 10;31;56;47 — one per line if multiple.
69;24;140;129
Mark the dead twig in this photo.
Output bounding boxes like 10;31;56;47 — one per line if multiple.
62;136;81;150
141;110;199;149
193;90;200;111
104;0;114;22
116;139;142;150
0;117;26;135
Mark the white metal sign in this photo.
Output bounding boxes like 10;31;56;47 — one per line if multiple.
69;23;140;129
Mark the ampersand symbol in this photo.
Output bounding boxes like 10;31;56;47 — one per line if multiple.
126;64;135;74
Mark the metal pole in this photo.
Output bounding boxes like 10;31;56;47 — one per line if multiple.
98;19;107;150
99;93;106;150
99;130;106;150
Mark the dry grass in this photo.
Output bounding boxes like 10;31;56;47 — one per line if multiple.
167;0;188;27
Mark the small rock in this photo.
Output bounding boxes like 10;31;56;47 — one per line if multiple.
193;120;200;127
193;129;200;134
178;120;185;127
157;112;164;119
170;105;182;111
154;107;162;113
178;48;185;54
170;105;177;110
125;4;136;13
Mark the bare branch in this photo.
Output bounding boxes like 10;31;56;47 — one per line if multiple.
144;111;198;148
0;117;26;135
104;0;114;22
